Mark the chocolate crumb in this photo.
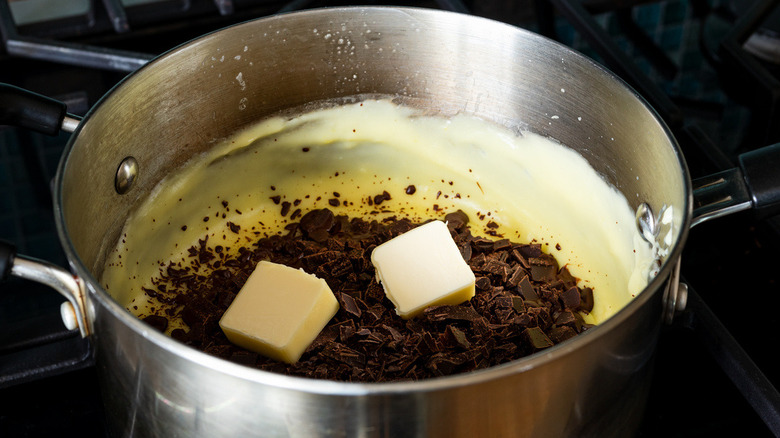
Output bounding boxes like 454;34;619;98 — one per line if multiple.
137;208;592;383
143;315;168;332
280;201;291;217
373;191;391;205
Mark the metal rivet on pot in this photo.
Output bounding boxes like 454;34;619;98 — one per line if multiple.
115;157;139;195
635;202;657;244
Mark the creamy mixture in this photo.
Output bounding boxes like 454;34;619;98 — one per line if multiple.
102;99;656;325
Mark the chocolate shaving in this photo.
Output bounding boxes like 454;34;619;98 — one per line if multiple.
136;208;594;382
423;305;481;322
340;293;362;318
445;325;471;349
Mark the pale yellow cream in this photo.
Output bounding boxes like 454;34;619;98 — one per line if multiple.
102;99;655;325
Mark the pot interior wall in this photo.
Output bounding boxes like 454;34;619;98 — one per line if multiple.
56;7;687;291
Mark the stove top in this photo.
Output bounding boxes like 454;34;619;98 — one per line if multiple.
1;0;779;436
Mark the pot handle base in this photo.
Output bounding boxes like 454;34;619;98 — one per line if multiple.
691;143;780;226
0;241;95;388
0;240;91;337
0;83;82;135
739;143;780;220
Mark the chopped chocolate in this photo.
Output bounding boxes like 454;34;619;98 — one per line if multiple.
226;221;240;234
321;343;366;368
554;310;583;331
511;296;525;313
518;275;539;301
522;327;554;352
340;293;362;318
559;286;581;310
558;266;578;289
529;255;558;283
475;276;491;290
444;210;469;231
136;208;594;382
423;305;481;323
518;244;543;259
373;190;392;205
143;315;168;332
580;287;594;313
548;326;577;344
445;325;471;349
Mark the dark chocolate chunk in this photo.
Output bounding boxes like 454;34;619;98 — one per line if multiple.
471;237;494;252
340;293;362;318
321;343;366;368
445;325;471;349
458;243;473;262
373;191;392;205
226;221;240;234
338;320;357;342
511;296;525;313
554;310;583;331
518;275;539;301
493;239;511;251
506;266;525;288
143;315;168;332
424;305;480;322
580;287;594;313
475;276;491;290
529;255;558;283
426;353;460;376
559;287;581;310
522;327;554;351
518;244;543;259
299;209;335;243
558;266;578;289
548;326;577;344
444;210;469;231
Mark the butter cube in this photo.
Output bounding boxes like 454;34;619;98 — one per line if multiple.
371;220;476;319
219;261;339;364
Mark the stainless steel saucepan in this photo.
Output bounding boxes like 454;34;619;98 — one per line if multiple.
1;7;779;437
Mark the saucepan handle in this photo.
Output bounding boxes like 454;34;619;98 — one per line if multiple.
0;241;90;337
691;143;780;227
0;83;81;134
0;241;93;388
0;85;92;388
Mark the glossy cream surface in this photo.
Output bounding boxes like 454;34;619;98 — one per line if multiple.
102;99;655;325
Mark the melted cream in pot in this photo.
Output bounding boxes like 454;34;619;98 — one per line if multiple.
101;99;656;325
